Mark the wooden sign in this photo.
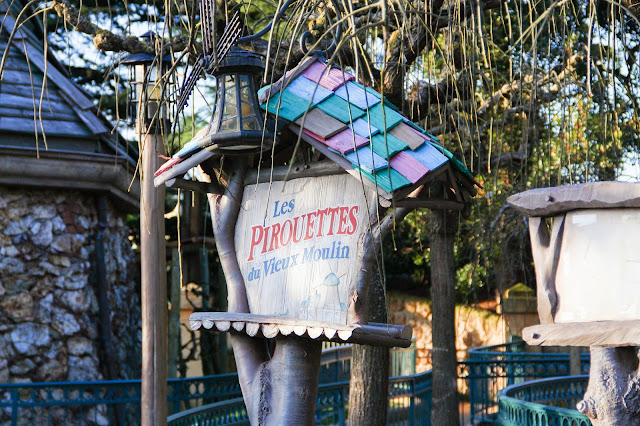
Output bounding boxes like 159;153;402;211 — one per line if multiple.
234;174;376;324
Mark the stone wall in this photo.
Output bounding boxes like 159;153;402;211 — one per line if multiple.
0;187;141;384
389;293;505;373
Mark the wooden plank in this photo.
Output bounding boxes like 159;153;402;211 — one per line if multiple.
354;166;411;193
345;146;389;172
302;61;354;91
294;107;347;140
322;128;368;154
1;68;45;85
263;89;311;122
528;215;565;324
234;174;377;325
349;117;379;138
189;312;413;347
366;103;404;132
258;55;318;104
284;75;333;105
523;321;640;347
0;105;78;121
0;115;92;136
370;133;408;159
389;122;427;150
334;81;380;110
393;198;465;210
405;140;448;171
389;151;429;183
22;43;95;111
316;95;366;124
292;124;394;201
508;181;640;217
244;160;346;184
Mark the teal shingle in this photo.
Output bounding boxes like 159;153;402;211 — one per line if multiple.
317;95;366;123
262;90;312;122
367;103;404;132
354;166;411;193
370;133;408;159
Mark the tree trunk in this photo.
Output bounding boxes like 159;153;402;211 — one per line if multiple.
428;207;460;426
577;347;640;425
348;270;390;425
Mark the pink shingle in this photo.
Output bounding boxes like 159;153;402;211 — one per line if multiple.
323;129;368;154
302;62;354;91
389;151;430;183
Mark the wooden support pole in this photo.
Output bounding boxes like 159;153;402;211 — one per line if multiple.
140;130;168;426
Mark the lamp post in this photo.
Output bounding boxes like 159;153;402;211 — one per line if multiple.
122;34;171;426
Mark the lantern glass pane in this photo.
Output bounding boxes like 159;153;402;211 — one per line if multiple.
220;75;239;131
242;116;260;131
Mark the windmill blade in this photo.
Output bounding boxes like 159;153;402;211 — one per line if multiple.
208;12;241;72
200;0;216;56
174;59;205;120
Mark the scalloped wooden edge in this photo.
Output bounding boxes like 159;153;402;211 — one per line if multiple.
189;312;412;348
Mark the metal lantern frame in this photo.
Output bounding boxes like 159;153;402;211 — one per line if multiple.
202;46;276;154
121;32;173;130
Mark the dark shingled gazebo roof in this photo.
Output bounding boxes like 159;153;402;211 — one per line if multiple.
0;1;139;211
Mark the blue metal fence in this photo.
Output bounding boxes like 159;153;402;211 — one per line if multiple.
498;375;591;425
462;341;590;423
0;342;587;425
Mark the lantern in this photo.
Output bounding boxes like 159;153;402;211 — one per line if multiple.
121;31;172;130
203;46;275;154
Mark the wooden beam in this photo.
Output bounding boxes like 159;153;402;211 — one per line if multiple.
190;312;413;348
165;177;222;194
244;160;345;184
393;198;464;210
523;320;640;347
508;181;640;217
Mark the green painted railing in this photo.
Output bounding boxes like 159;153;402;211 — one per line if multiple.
498;375;591;425
167;372;432;425
463;341;590;423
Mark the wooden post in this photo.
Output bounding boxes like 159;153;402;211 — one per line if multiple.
141;130;168;426
168;248;181;379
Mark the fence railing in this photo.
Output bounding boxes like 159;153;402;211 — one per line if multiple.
0;341;588;426
463;341;590;423
498;375;591;425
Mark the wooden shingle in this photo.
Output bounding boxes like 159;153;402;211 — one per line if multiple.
389;151;430;183
317;95;366;123
349;117;379;138
294;108;347;140
302;62;354;91
345;146;388;172
284;76;333;105
366;103;404;132
354;167;411;193
264;90;312;122
389;122;427;150
334;81;381;110
322;128;368;154
370;133;408;159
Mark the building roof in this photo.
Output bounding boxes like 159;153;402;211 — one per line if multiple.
257;56;480;202
0;1;139;210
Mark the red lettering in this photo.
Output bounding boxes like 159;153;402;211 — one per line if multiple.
305;212;317;240
315;208;328;237
293;215;305;243
337;207;350;234
347;206;359;234
248;225;264;261
261;225;270;254
268;223;282;252
326;207;340;236
280;219;293;247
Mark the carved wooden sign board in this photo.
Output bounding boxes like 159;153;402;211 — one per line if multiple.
236;174;375;324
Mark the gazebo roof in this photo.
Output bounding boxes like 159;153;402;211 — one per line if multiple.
0;1;139;211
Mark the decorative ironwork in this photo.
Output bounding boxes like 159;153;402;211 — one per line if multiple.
498;376;592;425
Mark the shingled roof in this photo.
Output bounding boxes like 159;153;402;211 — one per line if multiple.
0;1;139;210
154;54;478;208
258;56;479;203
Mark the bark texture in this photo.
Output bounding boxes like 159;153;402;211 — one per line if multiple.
348;271;390;426
427;203;460;426
577;347;640;425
